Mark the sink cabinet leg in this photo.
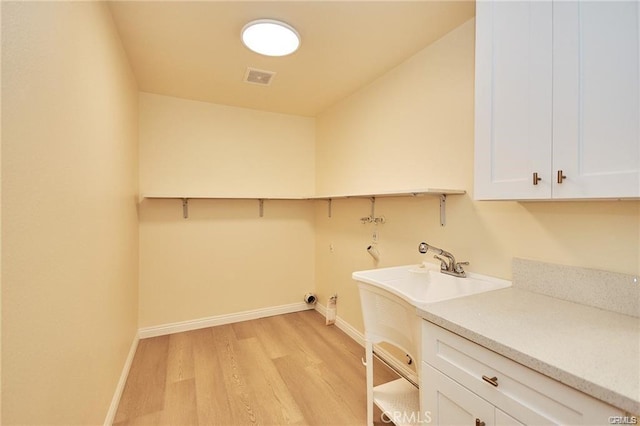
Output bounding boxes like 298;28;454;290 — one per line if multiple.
366;340;374;426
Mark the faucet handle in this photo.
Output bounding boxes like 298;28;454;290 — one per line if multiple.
454;261;469;274
433;255;449;271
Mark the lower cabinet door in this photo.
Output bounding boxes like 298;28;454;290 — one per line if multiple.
422;363;495;426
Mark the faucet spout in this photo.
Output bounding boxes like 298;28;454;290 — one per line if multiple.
418;242;468;278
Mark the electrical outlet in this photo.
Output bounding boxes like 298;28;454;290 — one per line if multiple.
372;229;379;242
329;243;334;253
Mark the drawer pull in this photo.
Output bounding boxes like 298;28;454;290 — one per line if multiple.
475;419;486;426
482;375;499;387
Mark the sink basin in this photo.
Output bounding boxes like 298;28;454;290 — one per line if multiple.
353;262;511;309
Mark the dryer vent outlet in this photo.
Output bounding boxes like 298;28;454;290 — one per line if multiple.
244;67;275;86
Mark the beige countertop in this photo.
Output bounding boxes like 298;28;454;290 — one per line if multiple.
417;287;640;414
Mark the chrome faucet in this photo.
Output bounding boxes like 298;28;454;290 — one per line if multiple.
418;242;469;278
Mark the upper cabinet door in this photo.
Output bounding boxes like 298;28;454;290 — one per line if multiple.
552;1;640;199
474;1;553;200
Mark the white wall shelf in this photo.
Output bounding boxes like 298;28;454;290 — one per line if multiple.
141;188;466;225
310;189;465;226
141;195;308;219
309;188;466;200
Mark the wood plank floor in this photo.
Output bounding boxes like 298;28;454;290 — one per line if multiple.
114;310;400;425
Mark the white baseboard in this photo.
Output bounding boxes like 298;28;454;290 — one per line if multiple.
104;333;139;426
138;302;314;339
314;303;417;385
315;302;364;345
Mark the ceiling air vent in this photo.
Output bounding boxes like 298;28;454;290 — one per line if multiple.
243;67;276;86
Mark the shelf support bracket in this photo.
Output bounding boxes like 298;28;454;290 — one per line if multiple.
439;195;446;227
258;199;264;217
328;198;332;218
182;198;189;219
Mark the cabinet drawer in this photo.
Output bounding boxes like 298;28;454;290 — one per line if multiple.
422;321;623;425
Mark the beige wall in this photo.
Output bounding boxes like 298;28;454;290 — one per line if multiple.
315;19;640;332
140;93;316;197
2;2;139;424
1;1;4;419
138;94;316;328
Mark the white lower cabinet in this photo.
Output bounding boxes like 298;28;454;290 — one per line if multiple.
423;363;496;426
420;321;624;425
423;363;527;426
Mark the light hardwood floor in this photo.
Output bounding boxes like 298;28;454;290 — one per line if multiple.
114;310;400;425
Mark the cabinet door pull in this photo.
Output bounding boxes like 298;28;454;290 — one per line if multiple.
557;170;567;184
533;172;542;185
482;375;499;387
475;418;486;426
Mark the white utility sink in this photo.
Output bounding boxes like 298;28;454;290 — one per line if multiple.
354;262;511;426
353;262;511;309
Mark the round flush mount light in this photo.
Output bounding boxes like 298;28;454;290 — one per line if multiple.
241;19;300;57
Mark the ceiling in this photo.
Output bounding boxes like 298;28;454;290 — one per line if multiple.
107;1;475;117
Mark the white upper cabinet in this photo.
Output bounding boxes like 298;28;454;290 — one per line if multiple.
475;1;640;200
553;1;640;199
475;1;553;200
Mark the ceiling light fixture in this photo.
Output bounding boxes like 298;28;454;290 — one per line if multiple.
241;19;300;57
